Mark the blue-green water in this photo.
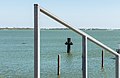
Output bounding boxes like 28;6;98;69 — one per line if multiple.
40;29;120;78
0;30;34;78
0;29;120;78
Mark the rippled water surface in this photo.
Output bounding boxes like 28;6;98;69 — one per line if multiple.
0;30;34;78
0;29;120;78
40;29;120;78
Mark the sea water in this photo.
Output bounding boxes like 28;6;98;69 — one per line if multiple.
0;30;34;78
0;29;120;78
40;29;120;78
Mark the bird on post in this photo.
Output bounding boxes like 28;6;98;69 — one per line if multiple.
65;38;73;53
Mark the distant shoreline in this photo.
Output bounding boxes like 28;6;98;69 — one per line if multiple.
0;28;119;30
0;28;33;30
40;28;120;30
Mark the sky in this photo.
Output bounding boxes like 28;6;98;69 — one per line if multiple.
0;0;120;29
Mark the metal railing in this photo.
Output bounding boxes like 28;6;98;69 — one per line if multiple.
34;4;120;78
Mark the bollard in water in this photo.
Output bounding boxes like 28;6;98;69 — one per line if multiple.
65;38;73;53
101;50;104;69
116;43;120;54
57;54;60;75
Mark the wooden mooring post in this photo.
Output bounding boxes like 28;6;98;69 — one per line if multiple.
101;50;104;69
65;38;73;53
57;54;61;75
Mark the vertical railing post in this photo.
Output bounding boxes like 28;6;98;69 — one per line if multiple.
82;36;87;78
34;4;40;78
116;55;120;78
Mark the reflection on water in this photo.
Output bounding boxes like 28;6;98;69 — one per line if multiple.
100;69;107;78
58;75;60;78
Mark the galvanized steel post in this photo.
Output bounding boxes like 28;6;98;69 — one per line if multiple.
82;36;87;78
116;55;120;78
116;44;120;78
34;4;40;78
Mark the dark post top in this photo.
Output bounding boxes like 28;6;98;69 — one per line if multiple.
34;4;39;6
65;38;73;45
